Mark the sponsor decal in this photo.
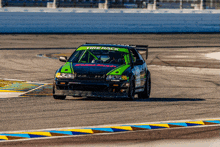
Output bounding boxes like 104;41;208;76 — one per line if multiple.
77;46;129;53
107;65;130;76
75;64;116;68
61;62;74;73
86;47;119;51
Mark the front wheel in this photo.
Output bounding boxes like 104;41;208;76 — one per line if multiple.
138;72;151;99
53;85;66;100
53;95;66;100
128;76;135;101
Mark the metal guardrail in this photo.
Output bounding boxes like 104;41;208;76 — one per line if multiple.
0;0;220;9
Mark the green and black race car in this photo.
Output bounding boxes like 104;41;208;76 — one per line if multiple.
53;43;151;100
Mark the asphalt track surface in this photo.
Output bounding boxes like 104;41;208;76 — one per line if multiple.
0;34;220;146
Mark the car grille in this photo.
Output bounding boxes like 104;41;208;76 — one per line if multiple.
75;74;106;81
69;85;108;92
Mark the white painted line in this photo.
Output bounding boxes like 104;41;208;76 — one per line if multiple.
206;52;220;61
21;84;46;95
0;78;25;82
148;65;220;75
26;82;52;85
0;92;24;98
0;78;51;85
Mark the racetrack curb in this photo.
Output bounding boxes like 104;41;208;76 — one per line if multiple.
0;79;51;98
0;118;219;142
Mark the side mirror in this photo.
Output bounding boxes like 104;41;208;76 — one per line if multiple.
134;59;144;65
59;56;67;62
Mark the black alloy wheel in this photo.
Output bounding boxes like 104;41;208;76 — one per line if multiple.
138;72;151;99
53;95;66;100
53;86;66;100
128;76;135;101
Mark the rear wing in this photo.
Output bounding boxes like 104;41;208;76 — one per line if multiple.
130;45;148;60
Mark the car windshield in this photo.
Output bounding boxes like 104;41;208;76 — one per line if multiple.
68;49;130;65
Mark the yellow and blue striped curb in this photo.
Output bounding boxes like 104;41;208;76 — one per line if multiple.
0;79;24;88
0;82;44;92
0;79;51;97
20;84;53;97
0;119;219;141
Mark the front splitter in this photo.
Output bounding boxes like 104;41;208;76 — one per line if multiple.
54;89;128;98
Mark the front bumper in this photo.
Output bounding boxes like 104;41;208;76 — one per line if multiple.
53;80;129;98
54;90;129;98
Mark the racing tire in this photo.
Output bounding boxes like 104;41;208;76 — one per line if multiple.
53;85;66;100
128;76;135;101
53;95;66;100
138;72;151;99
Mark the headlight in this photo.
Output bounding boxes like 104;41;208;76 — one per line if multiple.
106;75;128;81
55;72;75;79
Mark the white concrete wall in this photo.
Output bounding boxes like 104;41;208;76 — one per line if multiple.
0;8;219;33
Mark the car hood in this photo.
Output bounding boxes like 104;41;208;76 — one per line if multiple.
60;62;130;75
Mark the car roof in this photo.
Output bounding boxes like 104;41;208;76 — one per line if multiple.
81;44;133;49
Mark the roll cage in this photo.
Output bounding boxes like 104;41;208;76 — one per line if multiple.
66;43;148;66
83;43;148;60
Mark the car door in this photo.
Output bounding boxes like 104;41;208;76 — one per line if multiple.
130;49;145;90
137;51;147;87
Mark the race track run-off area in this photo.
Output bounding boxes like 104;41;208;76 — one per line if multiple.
206;52;220;60
0;34;219;146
